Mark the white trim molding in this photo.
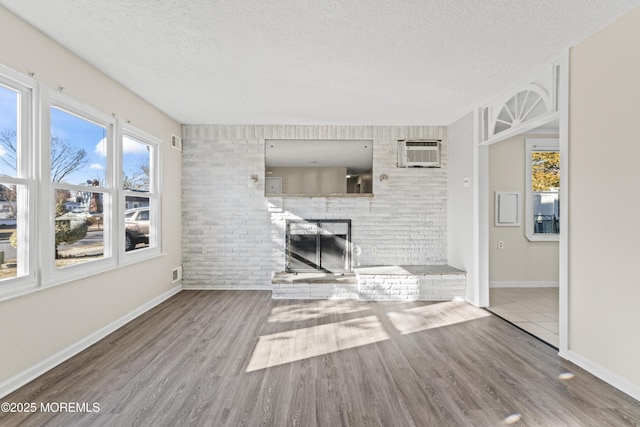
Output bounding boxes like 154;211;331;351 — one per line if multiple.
480;61;559;144
560;350;640;403
0;286;182;399
558;49;570;361
490;281;559;288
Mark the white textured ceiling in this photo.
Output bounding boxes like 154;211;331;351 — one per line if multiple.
1;0;639;125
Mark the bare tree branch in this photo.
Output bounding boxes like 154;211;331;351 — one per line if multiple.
50;135;88;183
0;130;18;172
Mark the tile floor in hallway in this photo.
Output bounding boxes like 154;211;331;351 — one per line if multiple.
488;287;559;348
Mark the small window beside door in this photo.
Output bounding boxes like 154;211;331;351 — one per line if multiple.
525;138;560;241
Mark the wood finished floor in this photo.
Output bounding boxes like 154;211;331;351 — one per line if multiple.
2;290;640;426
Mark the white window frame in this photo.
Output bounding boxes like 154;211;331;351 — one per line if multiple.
0;65;38;300
0;65;164;301
120;124;162;263
525;137;560;242
41;90;118;286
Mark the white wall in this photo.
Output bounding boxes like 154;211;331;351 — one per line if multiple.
0;7;182;391
567;4;640;396
447;112;477;303
182;125;448;289
489;134;559;286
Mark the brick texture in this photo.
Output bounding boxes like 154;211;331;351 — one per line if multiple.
182;125;448;291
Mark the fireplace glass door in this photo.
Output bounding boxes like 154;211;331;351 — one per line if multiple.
286;220;351;273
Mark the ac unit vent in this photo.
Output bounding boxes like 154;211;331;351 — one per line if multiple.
171;134;183;152
398;139;441;168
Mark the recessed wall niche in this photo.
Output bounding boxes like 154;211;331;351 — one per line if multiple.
265;139;373;196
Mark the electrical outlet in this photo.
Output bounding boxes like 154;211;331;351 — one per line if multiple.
371;245;378;254
498;241;504;250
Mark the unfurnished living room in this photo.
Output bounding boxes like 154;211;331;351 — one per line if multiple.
1;1;640;426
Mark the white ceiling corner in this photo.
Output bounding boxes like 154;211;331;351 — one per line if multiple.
1;0;639;126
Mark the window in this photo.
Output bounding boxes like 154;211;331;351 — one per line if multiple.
49;104;112;268
0;71;35;292
122;127;160;255
494;90;547;135
525;138;559;241
265;140;373;196
0;64;162;300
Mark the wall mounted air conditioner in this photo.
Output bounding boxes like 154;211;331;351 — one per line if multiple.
398;139;441;168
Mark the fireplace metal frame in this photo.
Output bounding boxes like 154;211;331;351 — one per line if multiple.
285;219;352;273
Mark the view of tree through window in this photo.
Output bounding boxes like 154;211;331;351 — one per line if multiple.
123;134;153;252
532;151;560;191
0;69;162;296
123;136;151;192
531;149;560;235
51;107;107;268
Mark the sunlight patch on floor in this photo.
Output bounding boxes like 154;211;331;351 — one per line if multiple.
246;314;389;371
267;299;370;323
387;301;491;335
247;300;491;372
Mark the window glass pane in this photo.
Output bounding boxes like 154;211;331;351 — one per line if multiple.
533;192;560;234
125;196;150;251
0;85;18;177
0;183;24;281
55;188;104;268
531;151;560;191
531;150;560;234
50;107;107;185
123;136;150;192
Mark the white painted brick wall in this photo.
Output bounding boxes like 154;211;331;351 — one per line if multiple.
182;125;448;290
356;273;466;301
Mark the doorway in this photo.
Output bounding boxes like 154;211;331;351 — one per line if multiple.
484;131;560;348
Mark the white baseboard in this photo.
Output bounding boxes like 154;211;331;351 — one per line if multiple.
182;285;271;291
490;281;559;288
0;285;182;399
560;349;640;402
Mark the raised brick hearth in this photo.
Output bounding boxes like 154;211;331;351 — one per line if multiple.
272;265;466;301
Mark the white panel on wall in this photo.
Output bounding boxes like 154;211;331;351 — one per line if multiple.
495;191;520;226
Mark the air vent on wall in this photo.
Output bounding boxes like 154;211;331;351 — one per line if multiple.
398;139;441;168
172;265;183;283
171;134;182;152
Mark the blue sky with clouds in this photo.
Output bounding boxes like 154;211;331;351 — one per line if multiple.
0;85;149;186
51;107;107;185
52;108;150;187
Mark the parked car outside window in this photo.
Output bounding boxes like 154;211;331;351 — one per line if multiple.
125;207;149;251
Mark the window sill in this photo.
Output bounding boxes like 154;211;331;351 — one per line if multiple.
526;234;560;242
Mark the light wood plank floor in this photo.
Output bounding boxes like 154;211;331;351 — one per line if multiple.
2;290;639;426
